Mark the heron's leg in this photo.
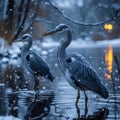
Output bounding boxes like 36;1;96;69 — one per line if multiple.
83;90;88;116
75;90;80;106
76;102;80;120
34;77;39;91
34;77;40;101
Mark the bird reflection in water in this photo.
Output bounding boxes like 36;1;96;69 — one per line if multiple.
24;92;54;120
74;105;109;120
7;93;18;118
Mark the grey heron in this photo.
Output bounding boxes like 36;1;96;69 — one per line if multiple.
42;24;109;108
15;33;54;91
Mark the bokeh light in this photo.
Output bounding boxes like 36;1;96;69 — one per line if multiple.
104;24;113;31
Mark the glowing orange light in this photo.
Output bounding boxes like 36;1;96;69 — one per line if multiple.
105;45;113;73
104;24;113;31
105;73;111;80
105;44;113;80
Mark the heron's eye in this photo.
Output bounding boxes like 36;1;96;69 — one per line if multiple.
66;57;72;63
26;54;30;61
66;57;76;63
22;36;28;39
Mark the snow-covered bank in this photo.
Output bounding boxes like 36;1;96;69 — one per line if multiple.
0;116;21;120
0;37;120;65
42;37;120;48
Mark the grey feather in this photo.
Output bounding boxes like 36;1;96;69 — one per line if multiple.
16;33;54;82
66;53;109;99
42;24;109;100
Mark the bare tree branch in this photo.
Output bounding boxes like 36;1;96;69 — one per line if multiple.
17;0;24;27
7;0;14;21
23;1;40;33
13;0;31;41
48;0;120;26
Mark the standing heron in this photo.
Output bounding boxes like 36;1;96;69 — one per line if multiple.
42;24;109;109
15;33;54;91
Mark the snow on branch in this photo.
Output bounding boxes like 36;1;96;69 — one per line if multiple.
48;0;120;26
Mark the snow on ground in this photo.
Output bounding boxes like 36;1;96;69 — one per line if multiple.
0;37;120;66
42;37;120;48
0;116;21;120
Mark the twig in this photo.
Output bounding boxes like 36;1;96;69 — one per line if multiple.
48;0;120;26
29;112;49;120
13;0;31;40
29;112;70;120
17;0;24;27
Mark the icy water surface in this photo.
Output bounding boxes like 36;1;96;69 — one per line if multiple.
0;43;120;120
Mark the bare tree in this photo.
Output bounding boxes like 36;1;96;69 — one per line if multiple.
0;0;120;44
0;0;41;44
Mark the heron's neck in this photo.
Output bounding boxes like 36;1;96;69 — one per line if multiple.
22;38;32;54
57;29;72;68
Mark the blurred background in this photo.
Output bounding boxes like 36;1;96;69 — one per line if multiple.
0;0;120;120
0;0;120;44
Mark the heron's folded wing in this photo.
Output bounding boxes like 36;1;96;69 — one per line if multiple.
26;51;50;75
67;59;101;91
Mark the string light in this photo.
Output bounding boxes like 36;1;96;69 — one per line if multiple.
104;24;113;31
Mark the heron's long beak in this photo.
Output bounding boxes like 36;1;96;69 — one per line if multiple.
41;25;63;36
14;38;22;42
42;29;59;36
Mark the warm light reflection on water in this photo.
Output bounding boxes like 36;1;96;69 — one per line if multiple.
105;44;113;80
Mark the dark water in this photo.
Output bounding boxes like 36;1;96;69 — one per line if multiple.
0;44;120;120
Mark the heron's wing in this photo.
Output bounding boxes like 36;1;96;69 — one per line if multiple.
25;51;50;76
66;54;101;91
